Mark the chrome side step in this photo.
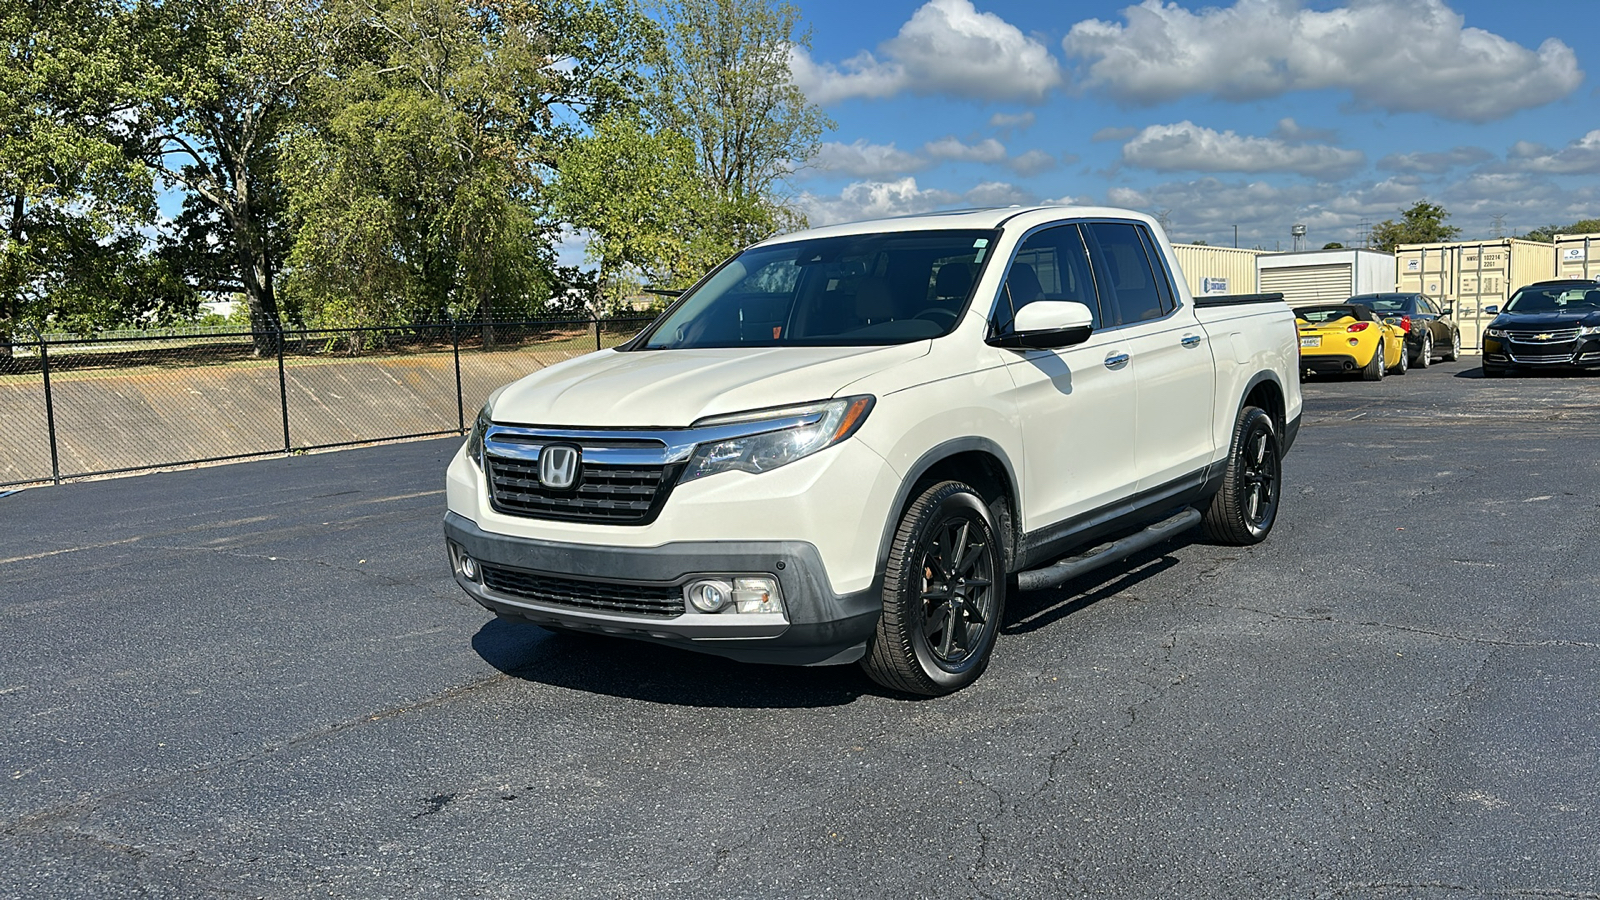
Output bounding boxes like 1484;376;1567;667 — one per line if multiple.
1015;508;1201;593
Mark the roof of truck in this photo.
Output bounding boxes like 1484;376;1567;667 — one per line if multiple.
755;205;1161;246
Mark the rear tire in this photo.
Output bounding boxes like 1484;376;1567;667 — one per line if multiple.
1201;406;1282;546
861;481;1006;696
1414;332;1432;368
1362;339;1386;381
1394;340;1409;374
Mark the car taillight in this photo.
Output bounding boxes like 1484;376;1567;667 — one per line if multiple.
1398;316;1411;332
1346;322;1370;332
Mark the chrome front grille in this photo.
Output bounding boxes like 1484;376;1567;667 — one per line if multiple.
486;456;675;524
480;564;684;617
1505;327;1580;343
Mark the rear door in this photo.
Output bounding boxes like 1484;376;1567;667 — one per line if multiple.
1080;221;1217;491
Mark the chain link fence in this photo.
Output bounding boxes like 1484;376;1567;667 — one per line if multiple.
0;316;654;488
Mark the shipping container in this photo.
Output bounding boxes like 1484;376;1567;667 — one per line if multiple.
1257;249;1396;306
1395;239;1556;350
1554;232;1600;281
1170;244;1262;297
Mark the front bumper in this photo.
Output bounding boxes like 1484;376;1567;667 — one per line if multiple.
444;512;881;666
1482;335;1600;370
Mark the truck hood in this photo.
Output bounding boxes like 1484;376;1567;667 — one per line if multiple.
488;343;930;428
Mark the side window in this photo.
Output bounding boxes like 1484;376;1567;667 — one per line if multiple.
1084;222;1168;326
1136;225;1177;314
993;224;1100;333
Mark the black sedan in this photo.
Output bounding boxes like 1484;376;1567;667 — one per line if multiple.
1346;292;1461;368
1481;279;1600;377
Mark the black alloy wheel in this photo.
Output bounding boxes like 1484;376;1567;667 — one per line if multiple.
862;480;1006;696
1200;406;1282;545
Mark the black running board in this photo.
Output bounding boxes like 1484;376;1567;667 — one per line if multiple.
1015;508;1201;592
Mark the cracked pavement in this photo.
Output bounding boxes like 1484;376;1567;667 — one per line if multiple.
2;358;1598;898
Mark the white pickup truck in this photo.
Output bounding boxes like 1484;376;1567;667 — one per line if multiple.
445;206;1302;695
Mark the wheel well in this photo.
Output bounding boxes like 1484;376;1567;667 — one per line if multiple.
1244;378;1286;436
908;451;1018;570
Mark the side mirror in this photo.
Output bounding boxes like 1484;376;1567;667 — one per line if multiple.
1441;306;1454;315
987;301;1095;349
1483;305;1499;315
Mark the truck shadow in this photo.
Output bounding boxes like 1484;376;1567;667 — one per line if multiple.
471;616;869;708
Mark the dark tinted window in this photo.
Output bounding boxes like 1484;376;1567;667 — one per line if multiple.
993;224;1100;333
1084;222;1167;326
1136;225;1177;314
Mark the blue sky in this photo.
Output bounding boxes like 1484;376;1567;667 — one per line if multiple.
776;0;1600;250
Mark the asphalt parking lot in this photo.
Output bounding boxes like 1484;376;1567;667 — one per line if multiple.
2;357;1597;899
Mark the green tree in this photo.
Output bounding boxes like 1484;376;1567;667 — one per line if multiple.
137;0;342;344
645;0;829;264
1370;200;1462;252
279;0;650;327
0;0;170;344
1520;218;1600;242
1322;242;1345;250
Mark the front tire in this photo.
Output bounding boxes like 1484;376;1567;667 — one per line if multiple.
1443;330;1462;362
1362;339;1386;381
862;481;1006;696
1200;406;1282;546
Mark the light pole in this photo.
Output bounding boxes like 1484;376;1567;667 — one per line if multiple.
1233;225;1238;248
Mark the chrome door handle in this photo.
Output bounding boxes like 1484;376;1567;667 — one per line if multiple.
1104;352;1130;369
1181;334;1203;347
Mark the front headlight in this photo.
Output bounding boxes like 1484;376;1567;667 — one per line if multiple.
465;402;492;469
1484;327;1505;338
1580;323;1600;337
681;396;874;483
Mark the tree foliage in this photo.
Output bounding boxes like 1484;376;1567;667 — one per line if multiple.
0;0;178;337
1370;200;1462;252
1520;219;1600;243
280;0;652;327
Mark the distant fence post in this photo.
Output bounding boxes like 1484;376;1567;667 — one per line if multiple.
451;318;465;433
32;326;61;485
275;324;291;452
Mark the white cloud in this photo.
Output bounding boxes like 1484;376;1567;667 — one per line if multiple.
923;136;1009;164
809;140;929;178
1271;118;1337;143
1377;147;1494;174
1008;149;1059;177
989;111;1036;131
797;177;1037;227
1063;0;1581;122
791;0;1062;105
1507;130;1600;175
1119;121;1366;179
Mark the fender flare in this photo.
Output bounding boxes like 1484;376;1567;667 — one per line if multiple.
873;437;1023;575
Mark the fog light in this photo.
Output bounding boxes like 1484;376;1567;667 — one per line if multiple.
686;579;732;613
460;555;479;582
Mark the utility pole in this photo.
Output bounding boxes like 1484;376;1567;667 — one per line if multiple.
1492;214;1506;239
1233;225;1238;248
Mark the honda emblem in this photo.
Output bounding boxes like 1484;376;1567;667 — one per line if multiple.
539;444;581;490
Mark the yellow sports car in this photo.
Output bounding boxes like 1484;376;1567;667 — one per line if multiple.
1295;303;1409;380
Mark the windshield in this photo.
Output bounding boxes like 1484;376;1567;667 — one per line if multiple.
1504;284;1600;313
636;229;998;350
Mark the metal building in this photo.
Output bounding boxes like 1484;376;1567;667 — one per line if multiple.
1256;249;1396;307
1554;233;1600;280
1395;239;1556;350
1169;244;1263;298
